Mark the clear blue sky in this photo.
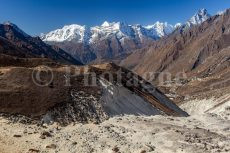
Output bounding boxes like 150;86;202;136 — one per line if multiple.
0;0;229;35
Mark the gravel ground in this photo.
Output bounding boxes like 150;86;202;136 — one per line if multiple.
0;112;229;153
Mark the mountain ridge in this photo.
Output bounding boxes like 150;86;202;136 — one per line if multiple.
0;22;83;65
41;8;211;43
40;9;212;64
41;21;179;43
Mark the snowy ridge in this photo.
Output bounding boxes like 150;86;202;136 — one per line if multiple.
186;8;211;28
41;8;212;44
90;21;135;43
41;21;179;44
41;9;213;48
40;24;91;43
144;21;178;37
216;9;227;16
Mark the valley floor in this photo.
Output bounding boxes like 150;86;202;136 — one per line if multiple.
0;112;229;153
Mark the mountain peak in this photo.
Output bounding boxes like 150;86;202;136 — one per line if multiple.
101;21;111;27
174;23;182;28
187;8;211;26
144;21;176;37
3;21;29;37
197;8;208;15
3;21;15;26
100;21;127;28
41;24;90;42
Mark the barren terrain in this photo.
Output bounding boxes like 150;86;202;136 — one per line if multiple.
0;95;229;153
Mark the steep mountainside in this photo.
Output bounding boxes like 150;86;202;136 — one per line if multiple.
122;9;230;102
0;22;82;65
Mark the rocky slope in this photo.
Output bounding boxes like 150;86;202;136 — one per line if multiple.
121;9;230;102
41;9;210;64
0;58;188;125
0;22;82;65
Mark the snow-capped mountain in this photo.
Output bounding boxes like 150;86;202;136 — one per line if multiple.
90;21;136;43
41;24;91;43
41;21;179;64
41;9;212;44
41;9;212;64
185;9;211;28
41;21;178;44
144;22;178;37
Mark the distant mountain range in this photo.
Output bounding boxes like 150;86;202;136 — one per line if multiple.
41;9;211;64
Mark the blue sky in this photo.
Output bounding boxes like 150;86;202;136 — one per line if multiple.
0;0;229;35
